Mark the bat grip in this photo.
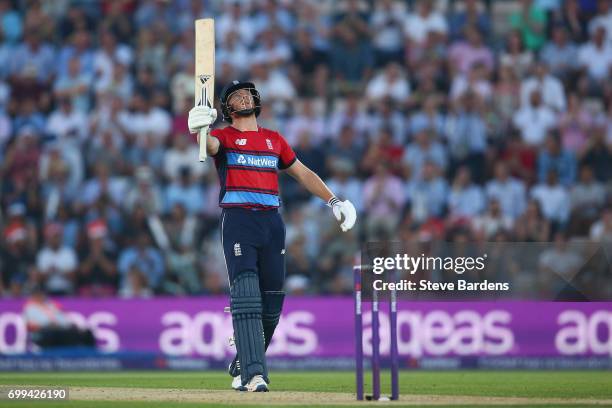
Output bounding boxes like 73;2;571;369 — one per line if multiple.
198;128;208;162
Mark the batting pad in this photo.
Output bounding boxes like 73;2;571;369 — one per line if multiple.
230;271;267;385
262;290;285;351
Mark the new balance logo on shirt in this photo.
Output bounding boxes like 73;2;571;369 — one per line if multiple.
234;243;242;256
235;138;247;146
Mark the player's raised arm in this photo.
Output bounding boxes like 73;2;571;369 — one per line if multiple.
284;160;357;232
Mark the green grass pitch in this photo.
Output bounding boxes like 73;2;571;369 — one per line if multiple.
1;370;611;407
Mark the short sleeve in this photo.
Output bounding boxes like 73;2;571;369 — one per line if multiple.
210;128;226;156
277;132;297;169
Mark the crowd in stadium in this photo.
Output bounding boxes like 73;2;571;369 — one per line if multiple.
0;0;611;298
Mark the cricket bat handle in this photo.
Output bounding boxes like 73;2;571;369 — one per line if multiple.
198;128;208;162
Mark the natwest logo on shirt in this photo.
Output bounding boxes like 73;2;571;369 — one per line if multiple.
247;156;277;167
234;154;277;168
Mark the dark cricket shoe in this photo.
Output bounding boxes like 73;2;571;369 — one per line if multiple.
228;356;240;377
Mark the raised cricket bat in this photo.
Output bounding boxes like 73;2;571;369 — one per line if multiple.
195;19;215;162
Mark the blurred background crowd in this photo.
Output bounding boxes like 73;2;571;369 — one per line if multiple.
0;0;611;299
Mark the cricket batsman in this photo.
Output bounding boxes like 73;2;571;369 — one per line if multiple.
188;81;357;392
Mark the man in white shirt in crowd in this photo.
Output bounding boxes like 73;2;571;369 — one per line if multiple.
36;223;77;296
404;0;447;45
577;25;612;84
513;89;557;146
365;62;411;104
520;61;566;112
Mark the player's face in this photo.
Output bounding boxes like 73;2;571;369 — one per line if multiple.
228;89;254;112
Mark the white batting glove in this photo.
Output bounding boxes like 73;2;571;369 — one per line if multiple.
328;197;357;232
188;106;217;134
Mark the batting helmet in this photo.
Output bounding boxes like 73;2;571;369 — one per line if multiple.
220;80;261;123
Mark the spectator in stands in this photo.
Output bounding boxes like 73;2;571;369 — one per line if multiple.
361;127;404;175
448;25;493;75
515;199;551;241
365;62;410;104
0;222;34;296
520;61;566;112
550;0;588;43
10;30;55;84
252;29;291;71
46;97;88;142
513;89;557;146
404;0;447;46
118;233;164;292
406;161;448;222
588;0;612;44
285;98;327;146
531;170;570;227
216;30;250;77
558;93;593;153
57;29;94;80
449;62;492;102
370;0;406;66
363;162;404;237
163;133;206;182
324;159;363;215
590;207;612;243
510;0;548;51
118;266;153;298
54;56;92;113
251;60;296;111
12;100;46;134
164;166;205;215
289;27;329;97
538;231;584;296
486;162;527;220
448;0;491;41
448;166;485;219
402;128;447;181
471;198;514;239
569;165;606;236
330;1;374;90
538;133;577;186
445;92;487;181
409;95;445;138
35;223;77;296
327;124;365;167
577;25;612;86
494;65;521;130
500;30;534;79
77;220;117;297
0;0;21;44
580;125;611;182
163;239;200;296
540;26;578;80
79;162;127;208
367;100;407;144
